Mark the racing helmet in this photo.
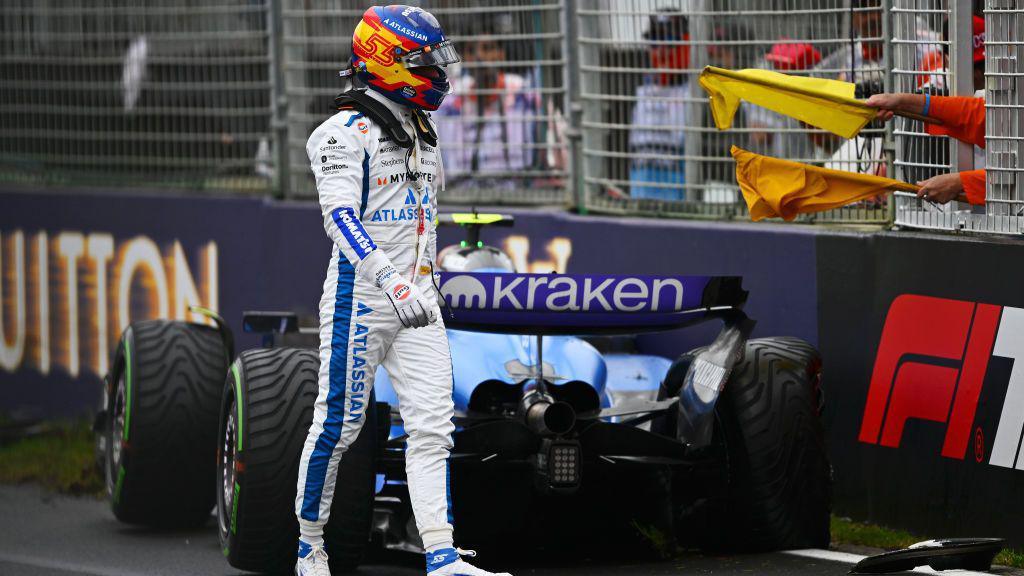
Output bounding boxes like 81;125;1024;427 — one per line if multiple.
350;5;461;111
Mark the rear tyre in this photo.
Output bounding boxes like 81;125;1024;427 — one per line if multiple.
671;337;831;552
218;348;377;575
105;320;227;527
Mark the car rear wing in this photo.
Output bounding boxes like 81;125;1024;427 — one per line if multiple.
438;272;747;335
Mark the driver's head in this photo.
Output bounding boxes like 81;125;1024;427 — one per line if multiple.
350;5;461;111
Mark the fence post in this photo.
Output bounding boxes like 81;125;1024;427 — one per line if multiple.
984;0;1023;229
685;0;709;203
562;0;584;213
950;0;976;176
882;0;896;226
268;0;290;198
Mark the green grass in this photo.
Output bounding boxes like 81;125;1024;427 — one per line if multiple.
0;420;104;497
831;515;1024;569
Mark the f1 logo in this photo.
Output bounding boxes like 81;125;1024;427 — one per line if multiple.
859;294;1024;470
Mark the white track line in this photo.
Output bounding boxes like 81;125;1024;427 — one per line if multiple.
0;552;153;576
785;548;994;575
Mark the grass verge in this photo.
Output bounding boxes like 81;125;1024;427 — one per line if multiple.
0;420;104;497
831;515;1024;569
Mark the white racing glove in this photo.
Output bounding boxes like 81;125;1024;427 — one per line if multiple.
359;250;436;329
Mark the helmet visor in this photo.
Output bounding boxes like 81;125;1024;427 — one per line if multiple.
401;40;461;68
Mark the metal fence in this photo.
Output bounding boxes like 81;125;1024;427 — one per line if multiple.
279;0;569;203
890;0;959;231
982;0;1024;232
0;0;274;193
577;0;890;223
3;1;1024;233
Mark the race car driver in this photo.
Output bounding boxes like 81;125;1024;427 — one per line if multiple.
295;6;512;576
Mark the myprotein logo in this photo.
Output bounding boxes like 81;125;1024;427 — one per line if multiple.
376;170;434;186
859;294;1024;471
440;273;687;313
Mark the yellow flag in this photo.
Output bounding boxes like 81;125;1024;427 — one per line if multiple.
700;66;877;139
732;146;918;221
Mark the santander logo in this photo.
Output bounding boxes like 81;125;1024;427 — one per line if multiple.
859;294;1024;471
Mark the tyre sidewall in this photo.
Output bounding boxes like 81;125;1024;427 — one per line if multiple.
218;358;243;561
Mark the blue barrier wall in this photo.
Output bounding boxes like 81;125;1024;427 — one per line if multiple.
0;187;817;418
5;187;1024;545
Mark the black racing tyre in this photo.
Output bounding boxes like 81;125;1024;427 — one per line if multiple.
105;320;227;527
218;348;378;575
692;337;831;552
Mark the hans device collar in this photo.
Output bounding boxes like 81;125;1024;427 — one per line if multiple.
334;89;438;148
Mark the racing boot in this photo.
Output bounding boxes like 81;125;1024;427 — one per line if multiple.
426;548;513;576
296;540;331;576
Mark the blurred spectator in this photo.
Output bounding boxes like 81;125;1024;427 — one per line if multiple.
814;0;887;90
868;92;986;205
812;0;910;179
628;11;690;201
707;21;759;71
435;22;554;191
933;15;986;92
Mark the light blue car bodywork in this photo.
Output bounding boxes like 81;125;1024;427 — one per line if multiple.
373;331;672;430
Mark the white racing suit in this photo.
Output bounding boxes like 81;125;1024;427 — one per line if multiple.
296;89;455;551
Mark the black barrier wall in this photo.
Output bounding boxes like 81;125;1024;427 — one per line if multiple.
0;187;817;418
819;231;1024;548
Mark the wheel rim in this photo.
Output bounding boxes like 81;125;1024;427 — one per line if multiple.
219;401;237;536
107;371;127;495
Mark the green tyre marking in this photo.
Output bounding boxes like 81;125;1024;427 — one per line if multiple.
122;329;133;441
231;482;240;534
112;467;124;502
232;362;243;451
190;305;217;319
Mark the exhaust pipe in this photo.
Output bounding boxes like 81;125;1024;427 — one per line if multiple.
521;391;576;436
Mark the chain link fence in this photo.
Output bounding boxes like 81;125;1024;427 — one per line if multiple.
3;1;1024;234
0;0;274;193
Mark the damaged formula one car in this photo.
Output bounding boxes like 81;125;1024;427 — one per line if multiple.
94;214;830;574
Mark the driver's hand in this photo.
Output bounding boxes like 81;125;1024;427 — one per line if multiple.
382;279;436;328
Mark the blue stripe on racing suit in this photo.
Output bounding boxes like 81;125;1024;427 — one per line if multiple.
331;207;376;260
300;256;355;521
446;460;453;524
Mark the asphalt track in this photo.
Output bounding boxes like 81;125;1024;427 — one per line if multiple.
0;485;1018;576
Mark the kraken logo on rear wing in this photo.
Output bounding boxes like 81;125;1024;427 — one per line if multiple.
438;272;747;335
